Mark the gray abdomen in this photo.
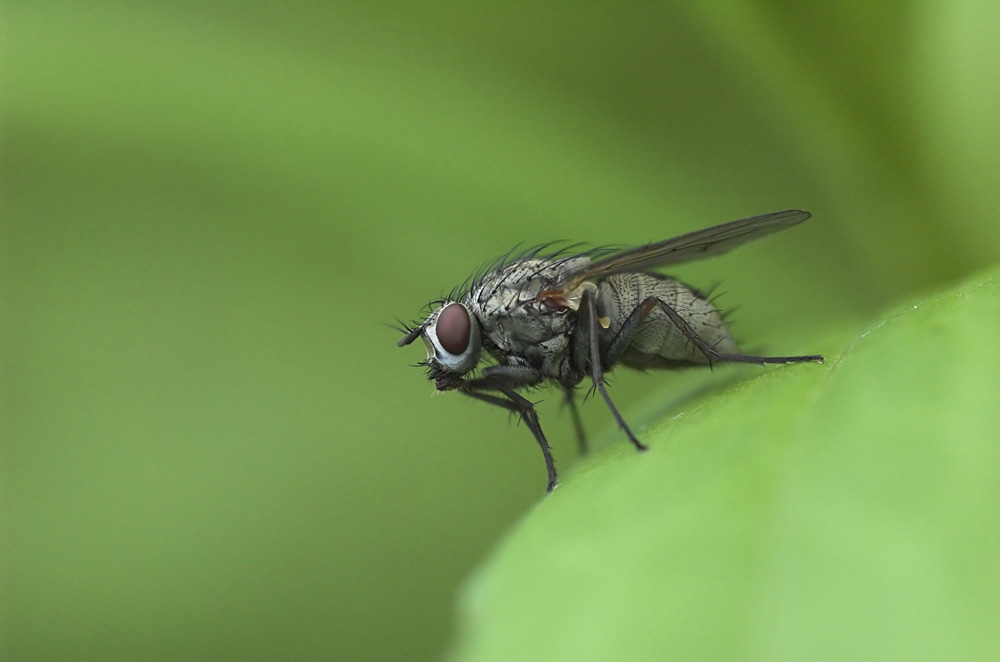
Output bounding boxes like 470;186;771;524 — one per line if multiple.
596;273;738;368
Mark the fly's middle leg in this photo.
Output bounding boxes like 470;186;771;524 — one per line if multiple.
581;289;648;452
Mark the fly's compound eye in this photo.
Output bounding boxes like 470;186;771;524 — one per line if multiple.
424;302;481;375
436;303;471;355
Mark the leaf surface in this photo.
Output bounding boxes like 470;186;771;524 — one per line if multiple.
449;268;1000;661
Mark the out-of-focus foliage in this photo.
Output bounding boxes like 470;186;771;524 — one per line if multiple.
2;2;997;660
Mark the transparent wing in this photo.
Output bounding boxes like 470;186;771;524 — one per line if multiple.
549;210;811;291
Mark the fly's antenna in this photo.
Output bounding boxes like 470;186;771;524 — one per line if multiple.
397;325;423;347
393;316;426;347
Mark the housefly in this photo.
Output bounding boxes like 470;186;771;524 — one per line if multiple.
398;210;823;492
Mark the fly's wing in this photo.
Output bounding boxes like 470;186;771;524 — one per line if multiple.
548;210;811;291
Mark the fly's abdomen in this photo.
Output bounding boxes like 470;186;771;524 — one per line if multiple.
597;273;738;368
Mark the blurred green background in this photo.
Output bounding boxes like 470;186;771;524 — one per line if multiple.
2;2;997;660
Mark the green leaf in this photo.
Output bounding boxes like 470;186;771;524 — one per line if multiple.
447;268;1000;661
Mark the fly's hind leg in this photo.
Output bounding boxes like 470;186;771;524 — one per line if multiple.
580;292;822;456
580;289;648;452
646;298;824;366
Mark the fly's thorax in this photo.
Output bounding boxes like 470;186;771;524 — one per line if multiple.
478;296;576;375
597;273;738;367
468;257;590;376
469;257;591;318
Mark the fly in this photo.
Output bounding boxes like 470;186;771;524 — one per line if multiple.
398;210;824;492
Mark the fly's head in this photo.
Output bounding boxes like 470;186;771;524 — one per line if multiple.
398;301;482;391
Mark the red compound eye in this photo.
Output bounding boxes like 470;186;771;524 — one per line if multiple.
436;303;471;355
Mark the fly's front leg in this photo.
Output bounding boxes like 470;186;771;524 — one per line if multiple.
580;289;648;452
648;298;824;366
477;364;545;389
461;366;558;492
